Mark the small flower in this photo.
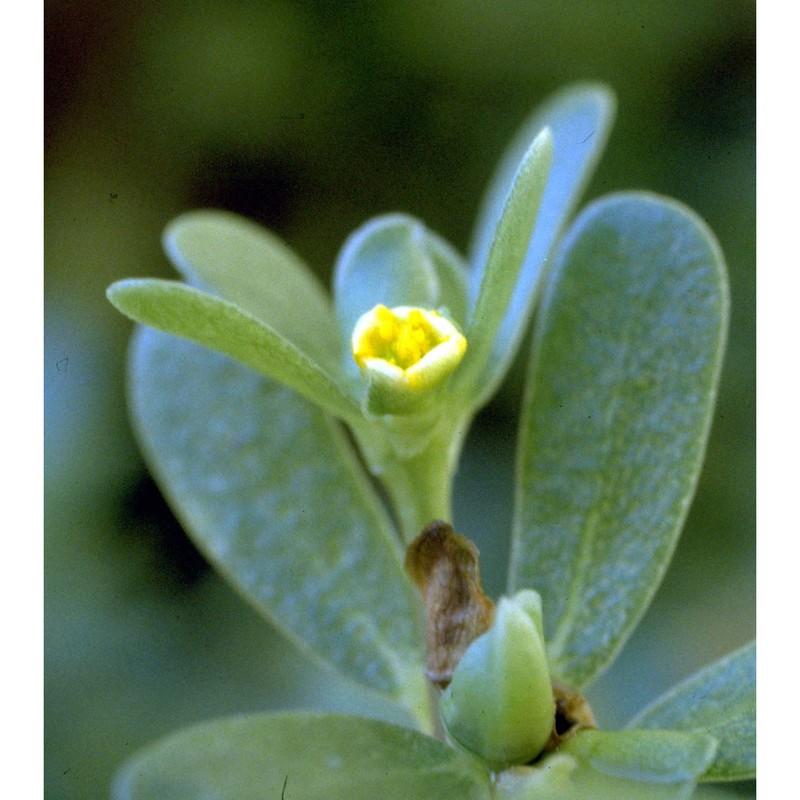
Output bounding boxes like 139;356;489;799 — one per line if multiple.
351;304;467;414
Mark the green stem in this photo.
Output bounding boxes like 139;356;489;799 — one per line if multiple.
380;414;470;542
351;405;472;543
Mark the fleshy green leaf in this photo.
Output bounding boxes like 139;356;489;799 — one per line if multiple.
628;641;755;781
510;192;729;689
163;209;341;371
561;729;718;786
455;127;552;398
128;327;428;716
423;227;471;330
494;729;717;800
108;278;360;423
332;214;469;378
468;82;616;407
113;713;491;800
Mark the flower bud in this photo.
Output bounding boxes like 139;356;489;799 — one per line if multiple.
440;589;555;769
351;304;466;415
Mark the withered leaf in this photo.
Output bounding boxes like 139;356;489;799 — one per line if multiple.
405;520;495;687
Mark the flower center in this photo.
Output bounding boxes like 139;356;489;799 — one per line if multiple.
353;305;449;371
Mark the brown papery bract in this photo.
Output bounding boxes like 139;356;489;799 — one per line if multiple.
404;520;495;688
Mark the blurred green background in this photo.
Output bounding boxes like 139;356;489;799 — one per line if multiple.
44;1;755;797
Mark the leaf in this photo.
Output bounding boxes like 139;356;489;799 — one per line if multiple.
422;228;471;330
163;209;342;372
509;192;729;689
108;278;360;423
561;729;718;786
128;327;427;714
628;641;756;781
468;83;616;407
332;214;469;381
494;729;717;800
455;128;552;398
112;712;492;800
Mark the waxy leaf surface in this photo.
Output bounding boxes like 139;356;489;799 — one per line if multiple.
108;279;359;422
511;193;729;688
629;641;755;781
113;713;491;800
163;209;341;371
128;328;427;713
468;82;616;406
456;128;552;398
495;729;717;800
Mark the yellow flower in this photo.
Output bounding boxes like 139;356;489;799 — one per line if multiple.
351;305;467;414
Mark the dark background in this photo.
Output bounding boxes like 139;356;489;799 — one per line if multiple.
44;2;755;797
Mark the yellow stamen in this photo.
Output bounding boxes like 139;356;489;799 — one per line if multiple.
354;305;448;370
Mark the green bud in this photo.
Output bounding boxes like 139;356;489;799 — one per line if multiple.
440;589;555;769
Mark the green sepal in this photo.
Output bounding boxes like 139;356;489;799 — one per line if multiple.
440;591;554;769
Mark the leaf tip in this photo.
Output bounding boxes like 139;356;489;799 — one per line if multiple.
106;278;136;310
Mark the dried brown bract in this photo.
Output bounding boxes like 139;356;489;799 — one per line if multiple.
404;520;495;688
543;680;598;751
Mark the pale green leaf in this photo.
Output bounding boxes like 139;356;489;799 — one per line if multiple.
113;713;491;800
424;228;470;329
468;83;616;406
108;278;360;423
163;209;341;371
629;641;755;781
128;327;427;712
494;729;716;800
455;127;552;398
510;193;729;688
561;729;717;785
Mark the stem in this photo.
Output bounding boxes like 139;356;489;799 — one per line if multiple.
401;671;439;737
427;682;446;741
380;414;470;541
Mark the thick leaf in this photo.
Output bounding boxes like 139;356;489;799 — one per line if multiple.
468;83;616;407
628;641;755;781
128;327;428;715
455;128;552;398
332;214;469;375
108;278;360;423
494;729;717;800
510;193;729;688
561;729;717;785
163;209;341;371
423;228;470;329
113;712;491;800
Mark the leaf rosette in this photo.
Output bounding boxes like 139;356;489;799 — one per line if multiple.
107;83;753;799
